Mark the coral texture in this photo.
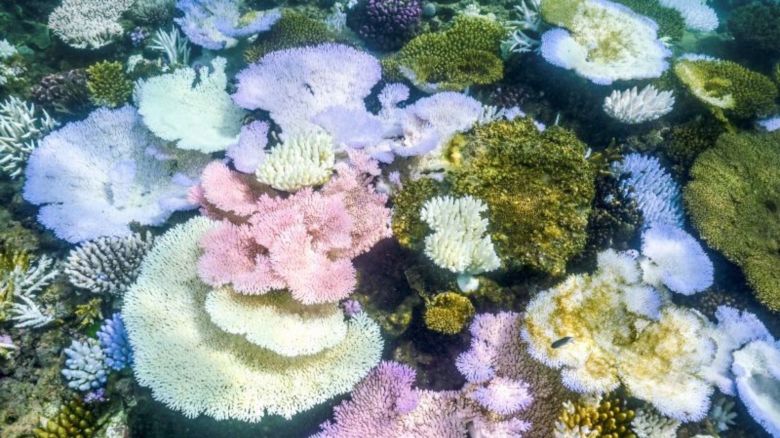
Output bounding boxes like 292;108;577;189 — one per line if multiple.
61;339;108;392
640;223;713;295
85;61;132;108
256;132;335;191
48;0;134;49
611;153;683;227
97;313;132;370
423;292;475;334
603;85;674;124
657;0;717;31
348;0;422;51
0;97;58;179
175;0;281;49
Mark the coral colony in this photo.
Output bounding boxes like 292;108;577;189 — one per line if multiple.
1;0;780;436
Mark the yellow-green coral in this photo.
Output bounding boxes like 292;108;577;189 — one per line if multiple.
33;398;97;438
685;130;780;311
423;291;475;334
612;0;685;41
0;249;30;321
244;10;337;63
391;177;444;250
555;396;636;438
383;15;505;91
74;297;103;331
665;116;724;174
86;61;132;108
673;59;778;120
447;118;595;275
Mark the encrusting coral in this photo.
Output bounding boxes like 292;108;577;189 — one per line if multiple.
383;15;505;92
685;130;780;310
85;61;132;108
447;117;595;276
422;291;475;335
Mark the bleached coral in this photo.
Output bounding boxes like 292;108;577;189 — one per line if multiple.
0;253;59;299
707;397;737;432
226;121;269;173
9;294;54;329
731;339;780;437
758;116;780;132
48;0;135;49
658;0;718;32
468;377;533;416
135;57;245;153
611;153;684;227
204;288;348;357
539;0;671;84
64;232;155;295
22;106;209;243
233;44;382;138
0;97;58;179
255;132;335;191
61;338;108;391
603;85;674;124
176;0;281;50
420;196;500;291
522;249;716;421
148;27;191;66
631;409;680;438
640;223;713;295
122;218;383;421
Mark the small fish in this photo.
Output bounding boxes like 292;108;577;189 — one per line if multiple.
551;336;573;349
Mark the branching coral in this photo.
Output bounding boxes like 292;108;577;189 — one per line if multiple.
122;217;383;421
97;313;132;370
631;408;680;438
729;3;780;57
194;157;390;305
539;0;671;85
347;0;422;51
135;57;246;153
23;106;209;243
61;339;108;392
674;59;778;120
0;97;58;179
233;44;381;138
64;232;155;296
1;249;59;327
611;153;683;227
384;15;505;91
48;0;134;49
85;61;132;108
603;85;674;124
175;0;281;50
255;132;335;191
33;398;97;438
447;118;595;275
522;250;716;421
685;131;780;310
554;395;635;437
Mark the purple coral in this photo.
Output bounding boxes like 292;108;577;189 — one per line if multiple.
468;377;533;416
348;0;422;51
175;0;280;50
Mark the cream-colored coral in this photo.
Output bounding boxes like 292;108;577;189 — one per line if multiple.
135;57;245;153
204;287;348;357
256;132;335;191
48;0;134;49
522;249;716;422
631;408;680;438
122;217;383;421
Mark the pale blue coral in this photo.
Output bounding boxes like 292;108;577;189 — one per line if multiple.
97;313;132;370
611;153;684;227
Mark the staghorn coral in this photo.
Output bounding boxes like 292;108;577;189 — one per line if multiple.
554;395;635;438
243;10;337;63
384;15;505;92
522;250;716;421
233;44;381;138
674;59;778;120
9;294;55;329
1;249;59;327
447;118;595;276
61;339;108;392
48;0;134;49
33;398;97;438
423;291;475;335
539;0;671;85
0;97;58;179
194;157;390;305
603;85;674;124
175;0;281;50
64;232;155;296
611;153;683;227
122;217;383;421
255;132;335;191
135;57;245;153
420;196;500;290
73;298;103;330
96;313;132;370
347;0;422;51
685;131;780;310
23;106;209;243
85;61;132;108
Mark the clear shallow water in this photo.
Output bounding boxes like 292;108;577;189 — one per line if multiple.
0;0;778;437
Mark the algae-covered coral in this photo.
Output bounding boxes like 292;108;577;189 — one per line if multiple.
685;131;780;310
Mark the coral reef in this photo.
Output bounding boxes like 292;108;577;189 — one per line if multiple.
255;132;335;191
612;0;685;41
0;97;58;179
31;69;90;114
122;217;383;421
61;339;108;392
554;395;635;437
674;59;778;120
384;15;505;91
603;85;674;124
244;10;337;63
33;398;97;438
64;232;155;296
611;153;684;227
96;313;132;370
422;291;475;334
22;106;209;243
729;2;780;57
135;57;245;153
175;0;281;50
85;61;132;108
685;131;780;310
657;0;718;31
447;118;595;275
348;0;422;51
47;0;134;49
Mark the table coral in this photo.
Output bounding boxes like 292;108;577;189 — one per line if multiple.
685;130;780;311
